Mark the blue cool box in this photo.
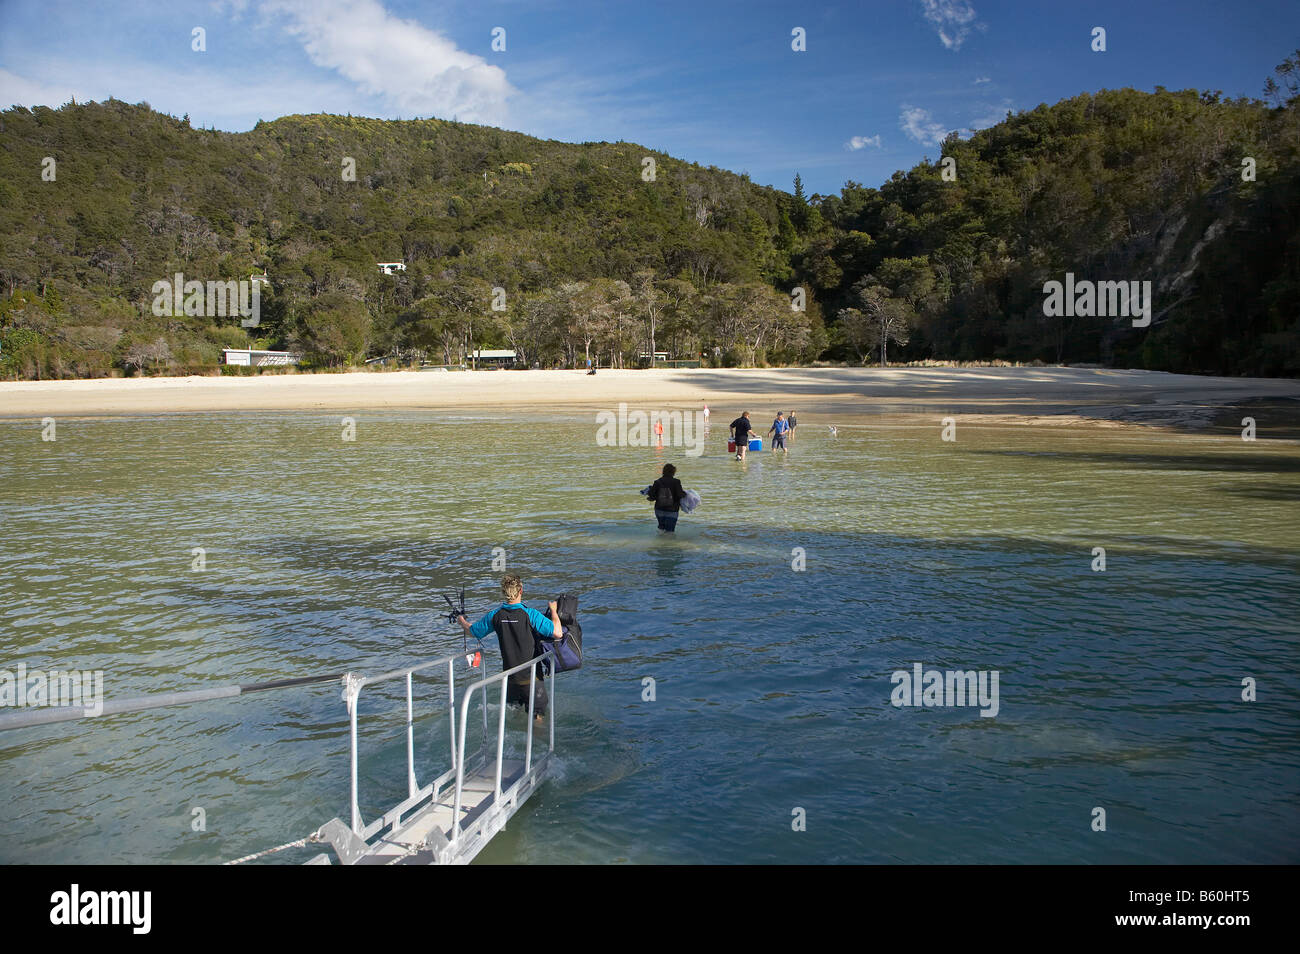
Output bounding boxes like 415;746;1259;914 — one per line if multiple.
748;437;762;451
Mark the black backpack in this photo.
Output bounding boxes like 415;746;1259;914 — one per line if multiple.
655;481;675;508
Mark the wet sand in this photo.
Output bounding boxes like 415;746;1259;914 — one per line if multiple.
2;366;1299;431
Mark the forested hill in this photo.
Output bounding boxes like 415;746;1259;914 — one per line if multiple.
0;101;809;375
801;79;1300;377
1;61;1297;379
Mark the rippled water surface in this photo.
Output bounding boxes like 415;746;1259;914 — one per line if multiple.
1;410;1298;863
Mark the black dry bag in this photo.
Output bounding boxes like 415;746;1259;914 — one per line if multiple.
546;593;583;672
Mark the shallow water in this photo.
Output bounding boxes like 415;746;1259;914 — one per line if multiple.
0;410;1297;863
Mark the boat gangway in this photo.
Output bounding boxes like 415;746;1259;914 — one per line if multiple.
0;646;559;865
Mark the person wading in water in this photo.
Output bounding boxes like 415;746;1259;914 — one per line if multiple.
730;411;758;460
647;463;685;532
459;576;562;721
768;411;790;455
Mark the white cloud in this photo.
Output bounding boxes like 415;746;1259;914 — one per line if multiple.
0;68;79;109
966;99;1014;132
918;0;980;51
260;0;514;124
845;134;882;151
973;76;991;84
1;0;514;129
0;58;373;131
899;106;952;147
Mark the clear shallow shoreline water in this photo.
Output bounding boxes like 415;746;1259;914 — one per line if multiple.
1;411;1297;863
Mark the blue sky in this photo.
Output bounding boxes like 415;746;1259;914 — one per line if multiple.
1;0;1296;196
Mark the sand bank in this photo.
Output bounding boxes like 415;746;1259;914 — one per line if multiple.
2;366;1299;429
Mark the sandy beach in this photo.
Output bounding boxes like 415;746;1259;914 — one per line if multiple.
3;366;1300;429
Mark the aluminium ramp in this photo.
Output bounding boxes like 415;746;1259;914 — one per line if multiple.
357;754;550;864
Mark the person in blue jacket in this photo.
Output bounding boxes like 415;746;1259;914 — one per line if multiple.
768;412;790;455
458;576;562;720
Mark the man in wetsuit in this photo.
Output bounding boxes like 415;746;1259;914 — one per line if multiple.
458;576;562;720
730;411;756;460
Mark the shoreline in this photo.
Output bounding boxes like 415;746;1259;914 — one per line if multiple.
3;366;1300;431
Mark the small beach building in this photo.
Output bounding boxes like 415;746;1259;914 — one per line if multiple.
470;349;517;368
222;348;301;367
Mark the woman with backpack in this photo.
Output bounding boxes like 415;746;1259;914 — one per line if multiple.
647;463;686;532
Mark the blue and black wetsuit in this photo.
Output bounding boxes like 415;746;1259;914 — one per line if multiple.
470;603;556;714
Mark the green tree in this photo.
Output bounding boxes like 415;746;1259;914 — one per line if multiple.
297;292;371;366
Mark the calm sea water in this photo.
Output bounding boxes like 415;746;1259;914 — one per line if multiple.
0;409;1297;864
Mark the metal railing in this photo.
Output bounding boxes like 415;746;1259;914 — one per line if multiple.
450;647;556;848
343;645;556;846
0;646;561;861
343;650;480;839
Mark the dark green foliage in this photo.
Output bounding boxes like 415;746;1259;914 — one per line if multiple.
2;61;1298;378
0;100;816;376
805;69;1300;374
